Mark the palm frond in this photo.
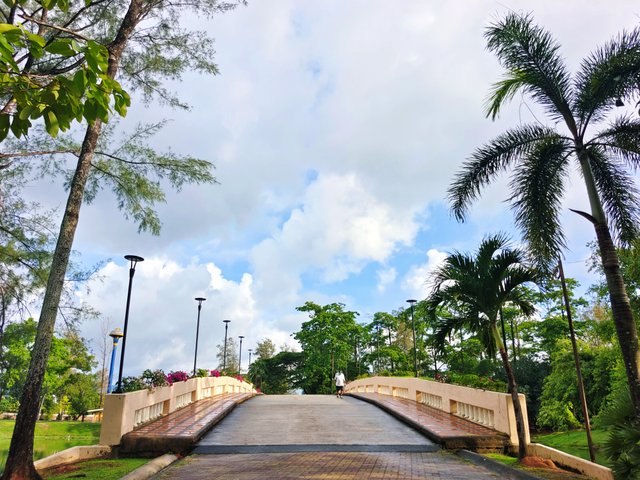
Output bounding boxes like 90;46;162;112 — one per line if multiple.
448;124;557;221
588;146;640;244
484;13;573;123
510;136;571;265
574;27;640;127
592;116;640;169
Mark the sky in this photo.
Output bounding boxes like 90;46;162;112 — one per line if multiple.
25;0;640;376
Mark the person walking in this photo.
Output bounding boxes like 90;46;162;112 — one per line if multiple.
334;371;345;398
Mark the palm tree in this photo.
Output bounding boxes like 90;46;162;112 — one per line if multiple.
427;234;539;459
448;13;640;420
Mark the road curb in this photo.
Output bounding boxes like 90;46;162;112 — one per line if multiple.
120;453;180;480
456;450;543;480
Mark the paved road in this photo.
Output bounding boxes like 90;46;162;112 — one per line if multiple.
195;394;434;452
153;395;512;479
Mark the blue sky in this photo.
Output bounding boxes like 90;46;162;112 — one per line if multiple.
32;0;639;375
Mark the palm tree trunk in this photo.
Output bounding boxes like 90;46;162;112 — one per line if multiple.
593;222;640;419
1;2;146;477
493;325;527;459
577;151;640;420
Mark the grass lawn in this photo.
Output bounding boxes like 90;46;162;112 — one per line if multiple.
41;458;149;480
532;429;610;467
0;419;101;473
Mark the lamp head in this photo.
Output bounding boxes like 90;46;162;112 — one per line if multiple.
109;327;124;339
195;297;206;303
406;299;417;305
124;254;144;268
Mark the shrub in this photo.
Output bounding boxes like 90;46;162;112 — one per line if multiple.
121;376;145;393
166;370;189;385
0;397;19;413
599;387;640;479
141;369;168;388
536;400;581;431
446;372;508;393
210;369;221;377
195;368;209;377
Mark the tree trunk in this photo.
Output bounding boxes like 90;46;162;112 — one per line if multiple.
593;222;640;419
1;1;146;477
493;324;527;459
558;258;596;462
577;149;640;420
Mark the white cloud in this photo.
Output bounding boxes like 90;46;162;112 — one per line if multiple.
403;249;449;301
377;267;397;293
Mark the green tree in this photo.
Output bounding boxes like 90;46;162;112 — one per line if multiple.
426;234;540;458
254;338;276;361
294;302;362;394
248;351;304;394
2;1;244;477
216;337;238;374
64;372;100;421
447;12;640;420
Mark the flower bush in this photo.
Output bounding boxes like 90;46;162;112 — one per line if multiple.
166;370;189;385
235;374;244;382
210;369;221;377
141;369;168;389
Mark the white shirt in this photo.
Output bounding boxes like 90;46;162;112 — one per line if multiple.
335;372;345;387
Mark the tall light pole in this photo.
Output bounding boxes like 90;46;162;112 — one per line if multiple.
115;255;144;393
193;297;206;376
248;348;252;367
223;320;231;371
238;335;244;375
107;328;123;394
407;299;418;378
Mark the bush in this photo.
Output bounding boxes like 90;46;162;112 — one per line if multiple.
195;368;209;377
166;370;189;385
121;376;145;393
210;369;221;377
536;400;581;431
445;372;508;393
141;369;168;388
599;387;640;479
0;397;19;413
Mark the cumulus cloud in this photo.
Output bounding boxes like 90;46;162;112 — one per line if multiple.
403;249;449;301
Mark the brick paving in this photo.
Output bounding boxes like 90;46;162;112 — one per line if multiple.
120;392;254;454
348;392;509;450
154;451;507;479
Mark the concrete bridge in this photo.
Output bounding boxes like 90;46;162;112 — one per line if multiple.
153;395;511;479
98;376;610;479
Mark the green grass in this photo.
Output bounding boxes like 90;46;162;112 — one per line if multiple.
42;458;149;480
532;429;610;467
0;420;101;473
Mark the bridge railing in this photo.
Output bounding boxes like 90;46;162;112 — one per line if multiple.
99;376;256;446
344;376;529;446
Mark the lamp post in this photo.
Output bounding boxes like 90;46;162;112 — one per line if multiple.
238;335;244;375
107;328;123;394
248;348;252;367
193;297;206;376
222;320;231;371
115;255;144;393
406;299;418;378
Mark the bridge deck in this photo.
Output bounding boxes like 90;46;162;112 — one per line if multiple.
119;392;254;455
347;392;509;451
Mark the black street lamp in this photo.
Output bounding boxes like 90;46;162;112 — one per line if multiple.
223;320;231;371
247;348;252;367
115;255;144;393
193;297;206;376
238;335;244;375
407;299;418;378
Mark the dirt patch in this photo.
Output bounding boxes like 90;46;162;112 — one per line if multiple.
521;456;559;470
